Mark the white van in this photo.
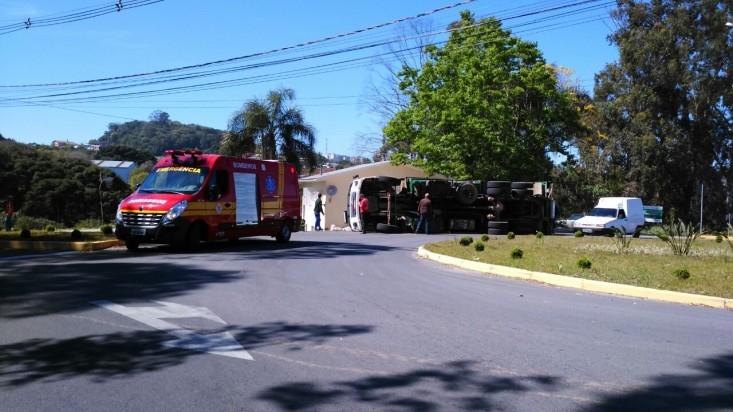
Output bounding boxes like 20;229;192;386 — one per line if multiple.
573;197;645;235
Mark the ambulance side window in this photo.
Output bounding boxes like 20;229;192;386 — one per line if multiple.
207;170;229;199
216;170;228;194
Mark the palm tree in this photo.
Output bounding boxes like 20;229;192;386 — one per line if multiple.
223;87;317;173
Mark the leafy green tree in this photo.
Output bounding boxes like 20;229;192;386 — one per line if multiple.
592;0;733;226
222;87;317;174
99;118;222;156
384;11;583;180
96;145;156;166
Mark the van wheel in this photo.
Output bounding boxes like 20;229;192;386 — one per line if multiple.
276;222;292;242
125;240;139;251
185;223;202;252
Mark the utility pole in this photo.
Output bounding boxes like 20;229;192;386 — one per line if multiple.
700;182;704;234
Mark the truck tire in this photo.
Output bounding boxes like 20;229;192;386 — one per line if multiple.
456;182;478;206
510;181;535;189
376;223;401;233
125;240;139;251
486;181;510;196
275;222;292;242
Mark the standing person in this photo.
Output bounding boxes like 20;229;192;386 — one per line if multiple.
359;193;369;234
314;193;324;231
4;196;14;232
415;192;432;234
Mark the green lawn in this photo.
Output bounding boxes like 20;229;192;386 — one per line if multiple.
424;234;733;299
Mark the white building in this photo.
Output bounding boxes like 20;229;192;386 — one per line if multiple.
93;160;137;183
299;161;443;231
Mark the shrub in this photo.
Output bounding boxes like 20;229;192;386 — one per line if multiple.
609;226;634;254
19;229;31;239
673;268;691;280
480;234;489;242
100;224;114;235
12;215;58;231
44;224;56;232
474;241;485;251
651;219;701;256
459;236;473;246
510;247;523;259
715;235;723;244
536;231;544;243
507;232;515;240
70;229;83;240
577;257;592;269
574;230;584;238
723;224;733;253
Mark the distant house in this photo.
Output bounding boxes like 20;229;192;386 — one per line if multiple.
52;140;78;148
93;160;137;183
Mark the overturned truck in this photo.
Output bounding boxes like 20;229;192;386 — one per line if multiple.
345;176;556;235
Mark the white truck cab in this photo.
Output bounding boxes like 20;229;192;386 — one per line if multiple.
573;197;645;235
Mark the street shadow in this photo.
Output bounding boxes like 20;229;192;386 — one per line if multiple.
0;238;404;319
257;359;560;411
132;237;403;260
586;351;733;411
256;351;733;411
0;322;372;387
0;260;241;318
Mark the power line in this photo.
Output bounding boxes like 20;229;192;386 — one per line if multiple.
0;0;165;36
0;0;614;110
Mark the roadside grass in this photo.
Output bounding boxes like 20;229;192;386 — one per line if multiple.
0;229;114;242
424;235;733;299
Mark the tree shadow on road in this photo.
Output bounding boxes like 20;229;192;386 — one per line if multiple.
0;238;401;319
256;351;733;411
586;351;733;411
0;260;242;318
258;359;559;411
0;322;373;387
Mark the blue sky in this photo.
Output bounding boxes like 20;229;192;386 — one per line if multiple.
0;0;618;157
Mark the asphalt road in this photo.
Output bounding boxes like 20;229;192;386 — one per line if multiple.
1;231;732;411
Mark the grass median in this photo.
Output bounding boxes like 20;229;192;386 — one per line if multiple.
423;234;733;299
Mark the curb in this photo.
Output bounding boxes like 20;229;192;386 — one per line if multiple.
417;246;733;310
0;239;124;252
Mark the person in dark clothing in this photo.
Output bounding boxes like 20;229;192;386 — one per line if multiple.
415;192;432;234
314;193;324;231
359;193;369;234
4;197;13;232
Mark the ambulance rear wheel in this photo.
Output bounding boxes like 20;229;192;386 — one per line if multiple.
125;240;139;251
276;222;292;242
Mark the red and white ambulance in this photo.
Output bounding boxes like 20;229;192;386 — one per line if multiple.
115;150;301;251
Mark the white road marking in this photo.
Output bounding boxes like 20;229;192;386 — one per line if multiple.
91;300;253;360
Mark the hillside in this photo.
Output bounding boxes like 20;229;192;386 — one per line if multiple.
97;117;225;156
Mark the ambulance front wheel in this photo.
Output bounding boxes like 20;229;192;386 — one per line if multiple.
276;222;292;242
125;240;139;251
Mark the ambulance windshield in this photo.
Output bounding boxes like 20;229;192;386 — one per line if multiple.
138;166;210;194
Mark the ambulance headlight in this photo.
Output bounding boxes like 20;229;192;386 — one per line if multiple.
163;200;188;223
115;205;123;223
